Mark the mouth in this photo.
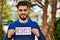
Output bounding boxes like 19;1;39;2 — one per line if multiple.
20;14;26;16
19;14;28;20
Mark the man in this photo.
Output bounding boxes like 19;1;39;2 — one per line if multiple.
4;1;46;40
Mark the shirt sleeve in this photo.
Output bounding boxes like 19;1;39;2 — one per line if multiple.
35;23;46;40
3;34;12;40
3;23;14;40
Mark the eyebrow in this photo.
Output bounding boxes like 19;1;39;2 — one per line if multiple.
19;9;27;11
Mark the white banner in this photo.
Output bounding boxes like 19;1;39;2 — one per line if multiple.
15;27;31;35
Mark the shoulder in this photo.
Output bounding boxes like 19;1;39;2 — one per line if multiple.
30;19;38;24
8;20;19;29
29;19;38;26
29;20;40;29
9;20;19;26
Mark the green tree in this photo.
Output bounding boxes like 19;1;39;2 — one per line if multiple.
55;17;60;40
2;4;12;21
0;0;6;40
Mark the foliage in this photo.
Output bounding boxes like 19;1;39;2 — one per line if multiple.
55;17;60;40
2;4;14;24
2;4;11;20
0;27;5;40
0;6;2;10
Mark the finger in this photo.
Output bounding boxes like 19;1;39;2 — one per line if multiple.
31;28;37;32
10;29;15;32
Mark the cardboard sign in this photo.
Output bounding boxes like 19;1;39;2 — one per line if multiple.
15;27;31;35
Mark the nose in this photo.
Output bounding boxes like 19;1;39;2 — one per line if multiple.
21;10;25;14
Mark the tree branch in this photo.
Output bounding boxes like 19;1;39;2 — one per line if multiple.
36;1;44;7
57;8;60;9
35;2;44;8
32;0;44;8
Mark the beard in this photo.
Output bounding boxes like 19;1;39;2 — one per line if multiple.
19;14;28;20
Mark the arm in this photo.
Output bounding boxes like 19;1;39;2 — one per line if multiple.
32;22;46;40
36;24;46;40
3;23;14;40
3;34;13;40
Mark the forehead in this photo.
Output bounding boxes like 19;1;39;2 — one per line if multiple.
18;6;28;9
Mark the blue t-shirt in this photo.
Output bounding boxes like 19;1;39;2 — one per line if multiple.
4;19;46;40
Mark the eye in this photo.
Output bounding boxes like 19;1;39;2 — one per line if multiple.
24;9;27;11
19;9;22;12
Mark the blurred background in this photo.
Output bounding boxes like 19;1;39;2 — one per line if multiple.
0;0;60;40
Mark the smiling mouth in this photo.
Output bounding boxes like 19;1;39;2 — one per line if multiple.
21;14;26;15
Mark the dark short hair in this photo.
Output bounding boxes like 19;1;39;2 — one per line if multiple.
16;1;29;8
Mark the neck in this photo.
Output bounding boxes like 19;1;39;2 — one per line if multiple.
19;18;28;23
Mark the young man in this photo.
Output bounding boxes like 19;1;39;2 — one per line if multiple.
4;1;46;40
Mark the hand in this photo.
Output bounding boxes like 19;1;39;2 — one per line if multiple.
8;29;15;38
31;28;40;37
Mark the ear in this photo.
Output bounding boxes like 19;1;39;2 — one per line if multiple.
17;9;19;14
28;9;30;15
17;9;18;12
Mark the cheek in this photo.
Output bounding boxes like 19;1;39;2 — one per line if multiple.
25;11;29;14
17;11;21;15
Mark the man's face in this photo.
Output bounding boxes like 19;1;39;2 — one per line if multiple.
17;6;29;20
